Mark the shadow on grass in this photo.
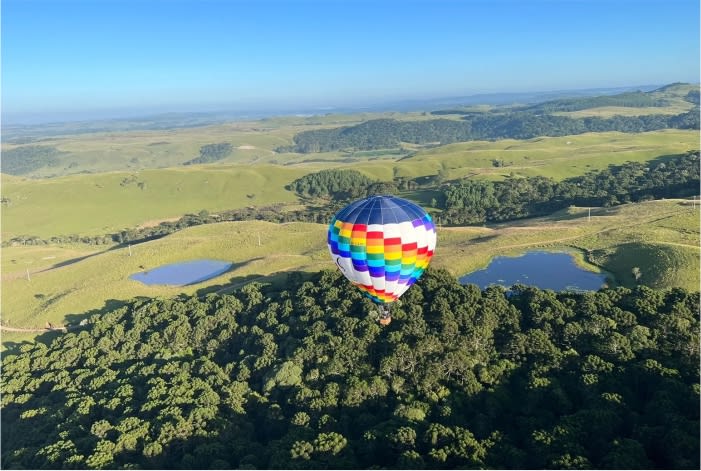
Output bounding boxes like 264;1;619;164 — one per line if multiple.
195;270;316;297
538;205;616;222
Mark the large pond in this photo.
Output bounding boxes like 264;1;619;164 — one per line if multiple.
130;259;233;286
459;251;608;292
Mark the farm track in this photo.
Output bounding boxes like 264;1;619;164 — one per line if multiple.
1;324;70;333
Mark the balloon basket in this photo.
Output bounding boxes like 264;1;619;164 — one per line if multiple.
377;304;392;326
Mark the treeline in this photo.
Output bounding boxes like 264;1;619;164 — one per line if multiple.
280;111;699;153
289;169;375;199
520;91;668;113
2;268;698;469
6;152;697;248
183;143;233;165
685;90;700;105
437;151;700;224
1;145;63;175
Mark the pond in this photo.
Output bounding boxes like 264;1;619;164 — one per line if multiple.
130;259;233;286
459;251;608;292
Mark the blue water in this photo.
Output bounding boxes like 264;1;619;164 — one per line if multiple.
130;259;233;286
459;251;607;292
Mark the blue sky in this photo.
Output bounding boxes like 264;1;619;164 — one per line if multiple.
2;0;699;119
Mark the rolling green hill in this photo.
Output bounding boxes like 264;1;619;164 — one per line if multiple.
3;200;697;338
3;130;697;239
1;95;699;351
3;84;697;180
1;165;310;238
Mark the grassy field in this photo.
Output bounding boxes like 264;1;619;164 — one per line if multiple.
2;199;697;350
394;130;699;181
1;165;312;238
553;83;698;118
2;244;102;280
0;111;447;178
2;101;699;349
3;129;697;239
554;104;695;118
1;221;330;330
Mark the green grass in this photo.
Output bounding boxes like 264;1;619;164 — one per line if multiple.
398;130;699;181
554;104;695;118
2;244;102;278
1;221;330;329
0;112;446;178
3;129;698;240
588;242;699;289
3;200;697;347
1;165;314;238
434;200;699;291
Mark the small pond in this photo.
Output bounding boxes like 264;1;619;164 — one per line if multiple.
130;259;233;286
459;251;608;292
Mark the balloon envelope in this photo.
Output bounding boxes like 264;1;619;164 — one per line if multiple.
327;195;437;304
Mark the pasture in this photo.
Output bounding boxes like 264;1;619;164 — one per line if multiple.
2;200;697;349
2;129;698;239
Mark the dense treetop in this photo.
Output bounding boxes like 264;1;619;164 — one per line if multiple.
184;143;234;165
2;268;698;469
289;169;375;200
438;151;700;224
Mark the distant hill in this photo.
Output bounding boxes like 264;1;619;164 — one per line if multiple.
519;91;668;113
518;83;699;114
0;83;678;141
283;108;699;153
1;145;65;175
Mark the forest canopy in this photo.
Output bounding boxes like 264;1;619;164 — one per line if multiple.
2;268;698;469
184;143;233;165
1;145;64;175
289;169;375;199
438;151;700;224
280;110;700;153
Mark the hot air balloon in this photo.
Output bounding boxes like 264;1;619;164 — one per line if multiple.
327;195;437;325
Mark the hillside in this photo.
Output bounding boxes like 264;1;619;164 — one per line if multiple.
284;110;698;154
520;83;698;113
3;199;698;336
1;84;697;179
2;130;698;239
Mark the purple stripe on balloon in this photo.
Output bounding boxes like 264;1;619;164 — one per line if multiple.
353;263;369;272
385;271;400;281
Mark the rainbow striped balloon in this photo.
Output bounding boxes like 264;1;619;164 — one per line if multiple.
327;195;437;304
